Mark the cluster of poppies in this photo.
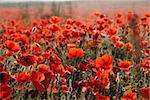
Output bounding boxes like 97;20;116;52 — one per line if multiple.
0;11;149;100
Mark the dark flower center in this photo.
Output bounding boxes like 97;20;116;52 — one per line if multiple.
23;56;29;62
0;73;5;83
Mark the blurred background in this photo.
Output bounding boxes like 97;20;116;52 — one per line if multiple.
0;0;149;21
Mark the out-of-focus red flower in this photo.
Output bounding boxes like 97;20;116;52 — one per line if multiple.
48;24;60;31
49;16;61;23
65;24;72;30
125;43;133;51
141;17;148;26
37;56;45;64
117;13;123;18
107;28;117;36
138;87;150;100
0;84;12;100
66;48;84;59
31;71;45;91
100;14;106;19
145;49;150;56
116;18;123;24
66;18;74;24
145;13;150;17
0;71;10;84
75;21;82;27
5;40;20;52
121;90;136;100
16;55;36;67
31;70;45;83
114;41;124;48
110;35;120;42
142;60;150;70
41;19;48;26
94;12;101;17
15;35;28;45
141;40;149;47
96;93;110;100
31;43;41;55
50;63;63;74
118;61;131;72
38;64;49;73
15;71;30;83
95;55;113;73
127;11;134;21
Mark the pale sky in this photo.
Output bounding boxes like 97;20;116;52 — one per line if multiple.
0;0;148;3
0;0;80;3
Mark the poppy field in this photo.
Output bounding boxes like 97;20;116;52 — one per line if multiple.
0;1;150;100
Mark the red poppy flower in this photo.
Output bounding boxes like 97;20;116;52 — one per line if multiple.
38;64;56;88
141;40;149;47
117;13;123;18
38;64;49;73
145;49;150;56
121;90;136;100
96;93;110;100
127;11;134;21
5;40;20;52
66;48;84;59
31;70;45;83
64;65;74;73
99;72;110;86
15;35;28;45
49;54;62;64
31;43;41;55
65;24;72;30
50;63;63;74
16;55;36;67
107;28;117;36
141;17;148;26
66;18;74;24
0;84;12;99
37;56;45;64
114;41;124;48
125;43;133;51
95;55;113;73
31;71;45;91
142;60;150;70
91;69;110;87
94;12;101;17
0;71;11;84
118;61;131;72
110;35;120;42
116;18;123;24
48;24;60;31
49;16;61;24
138;87;150;100
15;71;30;83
